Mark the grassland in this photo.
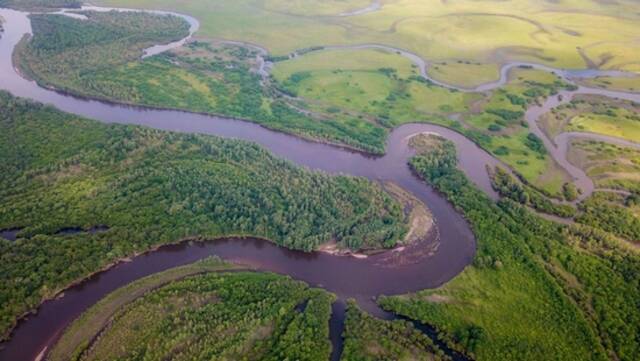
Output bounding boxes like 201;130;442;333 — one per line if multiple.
457;68;575;196
569;113;640;142
379;134;640;361
0;91;408;341
274;52;574;197
539;95;640;142
272;48;419;80
264;0;372;16
95;0;640;88
427;61;500;89
577;75;640;93
50;261;334;361
568;139;640;193
272;47;478;125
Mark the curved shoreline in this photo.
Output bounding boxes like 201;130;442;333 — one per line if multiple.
524;88;640;201
48;5;201;58
0;8;478;360
1;4;640;360
281;43;639;93
277;44;640;200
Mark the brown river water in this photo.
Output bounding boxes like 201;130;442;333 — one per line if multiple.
0;6;639;361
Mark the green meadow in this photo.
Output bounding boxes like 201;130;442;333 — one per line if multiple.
540;95;640;142
95;0;640;88
272;47;477;124
568;139;640;193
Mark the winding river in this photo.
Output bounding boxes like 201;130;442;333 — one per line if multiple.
0;5;639;361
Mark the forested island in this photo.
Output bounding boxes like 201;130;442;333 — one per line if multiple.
48;258;335;361
1;0;639;360
0;91;408;341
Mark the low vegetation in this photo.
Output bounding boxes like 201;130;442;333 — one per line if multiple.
15;9;600;200
51;261;334;361
427;61;500;89
568;138;640;193
379;134;640;361
576;76;639;95
461;68;575;195
18;13;390;153
539;95;640;141
272;47;477;128
565;139;640;242
0;91;407;340
95;0;640;88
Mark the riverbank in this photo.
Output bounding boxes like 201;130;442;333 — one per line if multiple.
46;258;243;361
1;3;640;360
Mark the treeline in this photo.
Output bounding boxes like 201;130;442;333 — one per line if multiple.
341;300;449;361
56;271;334;360
18;11;190;97
490;166;576;217
577;192;640;241
0;91;407;340
379;134;640;360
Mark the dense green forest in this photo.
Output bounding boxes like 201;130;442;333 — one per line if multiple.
52;264;334;361
341;300;448;361
0;0;80;10
49;257;242;361
0;91;407;340
378;134;640;361
17;11;189;97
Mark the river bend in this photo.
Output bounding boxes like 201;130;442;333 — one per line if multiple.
0;5;639;361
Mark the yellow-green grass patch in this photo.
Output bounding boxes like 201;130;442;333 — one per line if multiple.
568;112;640;143
427;61;500;89
96;0;640;71
491;132;569;195
568;139;640;193
272;47;418;81
405;82;477;115
577;76;640;93
264;0;372;16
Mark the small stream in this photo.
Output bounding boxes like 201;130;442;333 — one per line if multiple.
0;5;639;361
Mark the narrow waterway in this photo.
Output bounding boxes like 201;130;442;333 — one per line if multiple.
524;88;640;201
0;5;639;361
0;8;482;361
